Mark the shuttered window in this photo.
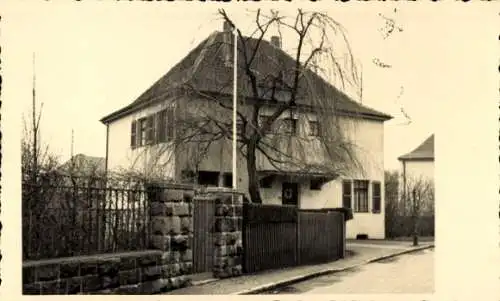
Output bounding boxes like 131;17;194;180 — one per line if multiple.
259;115;273;134
281;118;297;135
130;107;175;147
309;120;320;136
131;120;137;149
353;180;369;212
166;107;175;140
342;180;352;209
145;116;155;145
157;110;167;143
372;181;381;213
138;118;147;147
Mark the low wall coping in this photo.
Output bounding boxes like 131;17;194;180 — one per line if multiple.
23;249;163;268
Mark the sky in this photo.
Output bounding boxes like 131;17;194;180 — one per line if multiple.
3;3;471;170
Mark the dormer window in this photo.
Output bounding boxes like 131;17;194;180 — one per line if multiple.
259;115;274;134
309;120;320;137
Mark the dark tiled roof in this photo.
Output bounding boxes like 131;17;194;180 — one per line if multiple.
59;154;106;176
101;31;392;124
398;134;434;161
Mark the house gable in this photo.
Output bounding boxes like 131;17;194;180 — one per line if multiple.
398;134;434;161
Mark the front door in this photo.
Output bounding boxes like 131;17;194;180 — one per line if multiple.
282;182;299;206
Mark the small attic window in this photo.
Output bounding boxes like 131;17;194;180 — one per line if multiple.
310;179;323;190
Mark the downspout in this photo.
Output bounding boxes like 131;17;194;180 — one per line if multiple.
402;159;407;215
105;124;109;179
219;139;224;187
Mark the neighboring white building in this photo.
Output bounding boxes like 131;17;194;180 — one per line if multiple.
101;22;393;239
397;134;435;213
398;134;435;183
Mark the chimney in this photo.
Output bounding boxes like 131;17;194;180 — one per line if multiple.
222;20;234;66
223;20;232;32
270;36;281;48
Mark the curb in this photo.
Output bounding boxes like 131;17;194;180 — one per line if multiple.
191;278;218;286
233;244;434;295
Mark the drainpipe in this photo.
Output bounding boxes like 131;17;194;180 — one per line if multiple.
219;140;224;187
104;124;109;181
402;160;407;215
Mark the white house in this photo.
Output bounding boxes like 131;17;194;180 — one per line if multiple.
101;22;393;239
398;134;435;183
397;134;435;214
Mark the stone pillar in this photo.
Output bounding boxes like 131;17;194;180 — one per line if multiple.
212;192;244;279
149;187;194;292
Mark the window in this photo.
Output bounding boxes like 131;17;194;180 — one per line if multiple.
353;180;369;212
138;118;147;146
281;118;297;135
197;171;219;187
309;120;320;136
259;115;273;134
372;181;381;213
166;107;175;140
259;176;273;188
157;110;167;143
131;107;174;148
342;180;352;209
156;107;175;142
131;121;137;149
310;179;322;190
181;170;196;184
145;116;155;145
223;173;233;188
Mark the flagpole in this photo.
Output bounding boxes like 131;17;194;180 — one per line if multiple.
232;28;238;192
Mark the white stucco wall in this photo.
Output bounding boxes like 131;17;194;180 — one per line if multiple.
106;101;176;179
107;101;387;239
253;116;386;239
402;160;434;182
398;159;435;214
305;117;385;239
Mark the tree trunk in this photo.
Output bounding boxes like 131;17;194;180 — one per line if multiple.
412;189;419;246
246;139;262;203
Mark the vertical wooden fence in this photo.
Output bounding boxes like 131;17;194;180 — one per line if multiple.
243;204;346;274
243;204;297;273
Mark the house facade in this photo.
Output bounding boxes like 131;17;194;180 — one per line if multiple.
398;134;434;183
101;22;392;239
397;134;435;214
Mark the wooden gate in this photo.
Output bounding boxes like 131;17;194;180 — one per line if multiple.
193;198;216;274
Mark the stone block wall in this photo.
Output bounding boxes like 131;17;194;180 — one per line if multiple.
149;188;194;290
212;193;244;279
22;250;189;294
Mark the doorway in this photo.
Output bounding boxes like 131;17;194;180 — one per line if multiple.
282;182;299;206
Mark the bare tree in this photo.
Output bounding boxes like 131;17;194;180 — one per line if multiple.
385;170;435;239
133;9;364;203
400;175;435;217
22;54;61;186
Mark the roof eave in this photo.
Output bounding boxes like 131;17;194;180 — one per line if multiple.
398;156;434;161
334;109;393;122
101;91;393;124
100;88;183;124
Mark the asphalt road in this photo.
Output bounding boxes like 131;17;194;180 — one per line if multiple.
268;247;434;294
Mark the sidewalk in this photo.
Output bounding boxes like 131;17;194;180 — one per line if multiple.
164;241;434;295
